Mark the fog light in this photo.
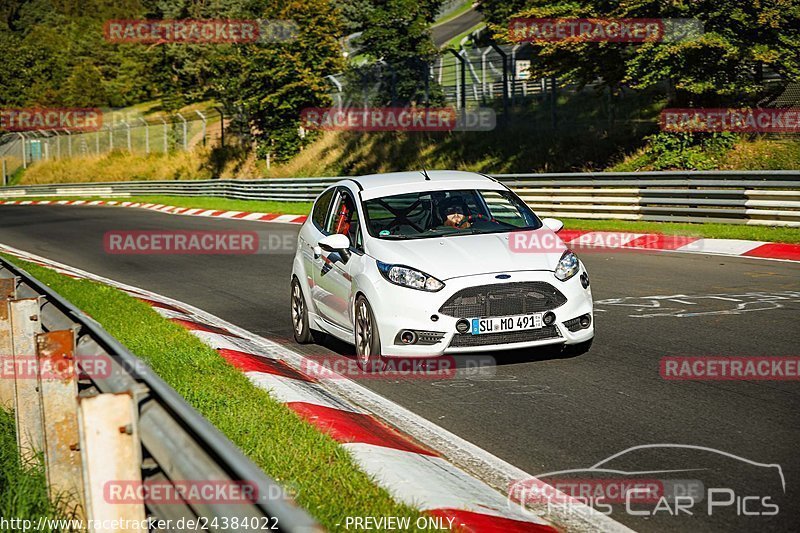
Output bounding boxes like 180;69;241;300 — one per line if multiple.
456;319;471;334
579;314;591;328
430;314;439;322
400;330;417;344
543;312;556;326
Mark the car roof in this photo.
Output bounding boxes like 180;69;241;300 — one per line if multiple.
337;171;506;200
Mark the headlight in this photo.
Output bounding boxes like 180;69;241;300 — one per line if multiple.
554;250;580;281
376;261;444;292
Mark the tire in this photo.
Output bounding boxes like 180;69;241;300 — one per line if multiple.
291;278;314;344
562;337;593;357
354;295;384;372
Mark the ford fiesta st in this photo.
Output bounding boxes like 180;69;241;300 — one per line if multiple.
290;170;593;369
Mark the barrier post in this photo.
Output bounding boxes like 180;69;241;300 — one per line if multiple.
79;392;147;532
0;277;17;409
10;297;44;462
37;328;85;518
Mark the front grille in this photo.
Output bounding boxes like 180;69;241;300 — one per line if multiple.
393;330;446;346
563;314;591;332
439;282;567;318
448;325;562;348
417;331;445;345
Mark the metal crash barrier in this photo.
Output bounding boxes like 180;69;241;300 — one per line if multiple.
0;257;319;532
1;170;798;227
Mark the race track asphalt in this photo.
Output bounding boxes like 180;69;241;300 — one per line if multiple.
432;7;484;47
2;205;799;532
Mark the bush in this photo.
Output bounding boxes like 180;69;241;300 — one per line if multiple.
643;131;739;170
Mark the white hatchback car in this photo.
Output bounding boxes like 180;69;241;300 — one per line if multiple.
290;171;593;369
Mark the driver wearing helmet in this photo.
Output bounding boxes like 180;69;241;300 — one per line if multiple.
437;196;471;229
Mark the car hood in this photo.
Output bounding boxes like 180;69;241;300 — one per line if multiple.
365;228;568;281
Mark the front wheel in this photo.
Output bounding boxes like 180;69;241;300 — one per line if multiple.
354;296;384;372
291;278;314;344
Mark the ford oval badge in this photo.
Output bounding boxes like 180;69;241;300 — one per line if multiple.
495;274;511;279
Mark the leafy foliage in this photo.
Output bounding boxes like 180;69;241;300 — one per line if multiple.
490;0;799;105
0;0;344;160
618;131;739;171
351;0;443;105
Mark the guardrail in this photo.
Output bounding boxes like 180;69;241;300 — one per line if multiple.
0;256;319;532
496;170;800;227
1;170;799;226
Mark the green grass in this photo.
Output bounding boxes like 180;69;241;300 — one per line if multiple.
11;196;314;216
117;195;313;215
443;22;485;49
9;166;25;186
0;409;72;532
609;135;800;172
0;255;433;531
561;218;800;244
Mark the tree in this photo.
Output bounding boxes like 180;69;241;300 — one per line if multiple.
492;0;800;105
625;0;800;105
356;0;442;105
63;63;108;107
337;0;373;35
477;0;527;28
210;0;346;160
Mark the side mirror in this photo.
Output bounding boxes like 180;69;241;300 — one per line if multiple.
317;233;351;261
542;218;564;233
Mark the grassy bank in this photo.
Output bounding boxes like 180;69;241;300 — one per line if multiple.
0;255;430;531
0;410;70;532
611;135;800;172
20;151;213;184
265;92;665;177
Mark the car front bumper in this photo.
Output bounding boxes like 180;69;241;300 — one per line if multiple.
368;267;594;357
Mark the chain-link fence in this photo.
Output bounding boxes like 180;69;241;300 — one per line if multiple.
327;43;598;111
0;110;223;184
326;42;799;129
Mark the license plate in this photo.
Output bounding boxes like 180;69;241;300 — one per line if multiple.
470;313;543;335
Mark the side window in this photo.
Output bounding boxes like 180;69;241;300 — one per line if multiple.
325;190;362;250
482;190;530;227
312;188;335;231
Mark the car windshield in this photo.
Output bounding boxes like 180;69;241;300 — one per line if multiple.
363;189;542;239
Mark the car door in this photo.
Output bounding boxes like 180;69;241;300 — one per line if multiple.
300;186;335;294
312;187;363;330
